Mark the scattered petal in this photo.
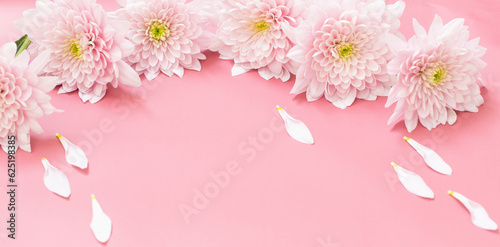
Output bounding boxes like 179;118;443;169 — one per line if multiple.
448;191;498;230
90;194;113;243
391;162;434;199
37;76;59;93
41;158;71;198
404;136;452;175
276;105;314;144
56;133;88;169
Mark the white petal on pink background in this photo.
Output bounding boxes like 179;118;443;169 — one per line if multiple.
448;191;498;230
90;194;113;243
404;136;452;175
276;105;314;144
56;133;88;169
41;158;71;198
14;0;142;103
391;162;434;199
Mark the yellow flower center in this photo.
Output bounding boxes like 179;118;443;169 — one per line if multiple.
337;43;355;59
68;41;83;59
254;20;269;31
433;67;447;84
424;64;448;87
146;20;170;46
251;19;271;35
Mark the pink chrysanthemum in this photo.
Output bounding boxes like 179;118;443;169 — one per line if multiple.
288;0;405;108
385;15;486;132
14;0;142;103
115;0;210;81
210;0;306;82
0;43;58;152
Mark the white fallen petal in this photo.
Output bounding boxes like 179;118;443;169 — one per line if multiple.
404;136;452;175
449;191;498;230
90;194;112;243
391;162;434;199
56;133;88;169
276;105;314;144
41;158;71;198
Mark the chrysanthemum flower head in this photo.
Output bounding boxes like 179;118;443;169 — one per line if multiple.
210;0;307;82
14;0;142;103
115;0;211;81
0;43;59;152
385;15;486;132
288;0;405;109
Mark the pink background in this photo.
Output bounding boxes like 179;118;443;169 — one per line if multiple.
1;0;500;246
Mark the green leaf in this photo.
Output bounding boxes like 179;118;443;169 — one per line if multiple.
14;35;31;57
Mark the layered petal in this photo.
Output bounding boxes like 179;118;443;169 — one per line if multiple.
386;15;486;131
288;0;405;107
15;0;143;104
115;0;209;79
0;42;57;152
210;0;306;82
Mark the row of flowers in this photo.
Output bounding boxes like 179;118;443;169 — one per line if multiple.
0;0;486;152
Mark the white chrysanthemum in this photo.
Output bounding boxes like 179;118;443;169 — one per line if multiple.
0;43;58;152
288;0;405;108
116;0;211;80
210;0;306;82
386;15;486;132
15;0;142;103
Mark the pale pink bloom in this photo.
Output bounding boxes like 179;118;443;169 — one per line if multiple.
288;0;405;109
209;0;306;82
115;0;211;81
0;43;59;152
14;0;142;104
385;15;486;132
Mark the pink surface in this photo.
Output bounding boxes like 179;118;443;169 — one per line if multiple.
1;0;500;246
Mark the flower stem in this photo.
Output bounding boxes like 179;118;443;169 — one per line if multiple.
14;35;31;57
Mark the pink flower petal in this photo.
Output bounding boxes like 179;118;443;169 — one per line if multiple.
117;60;141;87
